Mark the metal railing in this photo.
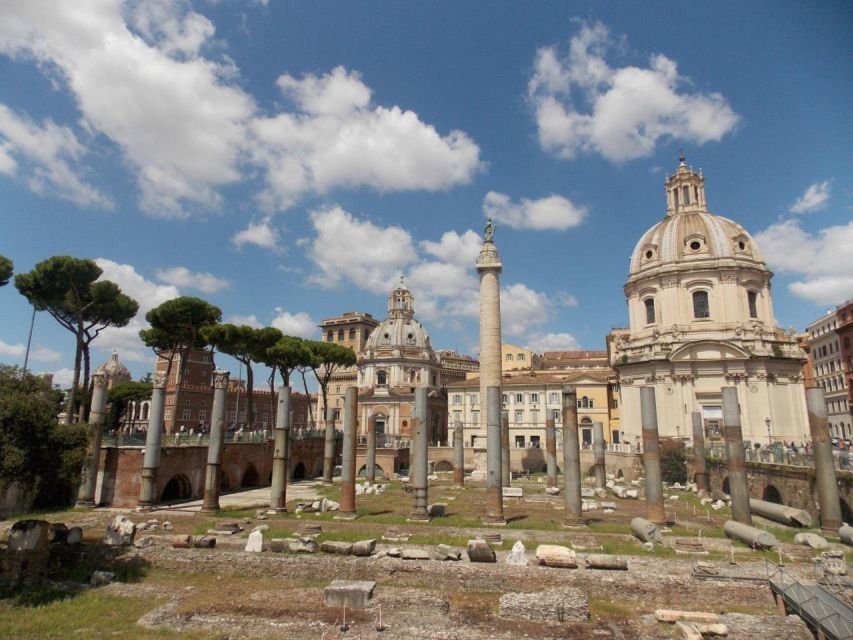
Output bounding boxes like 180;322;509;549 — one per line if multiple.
699;444;853;471
102;427;329;448
766;560;853;640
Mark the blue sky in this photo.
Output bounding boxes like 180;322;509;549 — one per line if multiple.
1;1;851;387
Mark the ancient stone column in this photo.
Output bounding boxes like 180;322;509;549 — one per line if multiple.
322;406;336;484
138;372;167;510
268;383;290;513
545;417;557;488
484;386;505;523
593;421;606;490
409;387;430;521
501;411;511;487
453;419;465;488
691;410;710;496
562;386;583;525
722;387;751;525
202;370;229;513
338;387;358;519
640;387;667;524
806;386;842;531
76;372;108;507
476;222;503;520
365;415;377;484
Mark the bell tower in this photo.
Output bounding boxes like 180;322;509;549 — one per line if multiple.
665;156;707;215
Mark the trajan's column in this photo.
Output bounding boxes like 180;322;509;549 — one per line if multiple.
477;218;505;523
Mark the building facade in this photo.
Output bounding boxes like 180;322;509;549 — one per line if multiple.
806;301;852;439
610;158;809;446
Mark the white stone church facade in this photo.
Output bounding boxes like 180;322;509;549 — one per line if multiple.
610;158;809;446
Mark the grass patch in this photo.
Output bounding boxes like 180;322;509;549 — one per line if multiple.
588;595;636;620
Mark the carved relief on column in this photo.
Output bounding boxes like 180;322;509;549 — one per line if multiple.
153;371;167;389
92;372;107;390
213;369;229;389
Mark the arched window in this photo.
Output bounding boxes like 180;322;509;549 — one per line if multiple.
377;370;387;385
337;329;344;340
348;328;356;339
682;185;690;205
644;298;656;324
692;290;710;319
580;396;590;408
747;291;758;319
327;330;334;342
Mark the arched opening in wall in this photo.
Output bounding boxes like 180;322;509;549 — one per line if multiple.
357;464;385;478
616;469;624;480
762;485;783;504
219;473;230;492
722;477;730;495
434;460;453;472
241;464;260;488
161;474;191;502
292;462;306;480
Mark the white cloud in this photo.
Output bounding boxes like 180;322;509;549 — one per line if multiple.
308;206;416;292
501;283;552;337
528;21;739;163
0;340;62;364
754;219;853;305
790;180;831;214
557;291;579;307
419;230;482;267
227;314;262;329
231;217;280;251
525;332;581;353
0;103;111;207
0;1;254;216
271;308;317;339
249;66;483;210
155;266;230;293
45;367;75;389
0;5;482;215
483;191;587;230
93;258;181;362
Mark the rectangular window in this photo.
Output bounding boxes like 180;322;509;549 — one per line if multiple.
182;408;191;420
453;410;462;422
530;435;541;448
515;393;524;403
747;291;758;319
549;392;559;403
505;354;514;361
164;409;172;420
530;393;539;403
515;435;525;448
518;353;526;361
469;394;477;405
514;410;523;424
198;410;206;421
552;409;561;422
692;290;710;319
453;394;462;405
471;410;479;424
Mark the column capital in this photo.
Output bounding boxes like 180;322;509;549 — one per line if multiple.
213;369;230;389
475;242;503;272
92;371;107;389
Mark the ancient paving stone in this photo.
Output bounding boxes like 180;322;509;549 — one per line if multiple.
432;544;461;561
245;530;263;553
352;539;376;556
506;540;529;566
467;539;496;563
320;540;353;555
9;520;49;552
324;580;376;609
401;547;431;560
66;526;83;545
499;586;588;623
535;544;577;568
90;570;115;586
103;515;136;546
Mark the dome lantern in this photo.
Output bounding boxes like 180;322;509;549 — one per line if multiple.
665;155;707;216
388;275;414;320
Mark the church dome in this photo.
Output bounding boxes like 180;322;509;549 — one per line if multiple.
629;158;766;278
364;277;433;356
95;350;131;378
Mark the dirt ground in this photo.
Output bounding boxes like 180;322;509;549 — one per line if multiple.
1;475;847;639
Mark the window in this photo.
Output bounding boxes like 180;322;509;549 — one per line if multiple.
332;409;341;421
518;354;526;361
515;435;525;448
506;354;514;361
471;411;479;424
165;410;172;420
549;392;559;403
748;291;758;319
514;410;524;424
337;329;344;340
580;396;590;408
692;290;710;319
349;328;355;339
682;185;690;205
644;298;656;324
182;408;191;420
198;410;206;421
530;393;539;403
453;394;462;405
327;330;334;342
515;393;524;403
530;435;541;448
377;370;387;385
453;410;462;422
469;394;478;406
552;409;561;421
502;393;508;404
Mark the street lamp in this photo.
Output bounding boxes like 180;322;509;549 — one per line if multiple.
765;417;772;447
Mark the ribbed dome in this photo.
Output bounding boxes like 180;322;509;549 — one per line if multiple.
95;350;130;377
365;316;433;352
629;210;765;275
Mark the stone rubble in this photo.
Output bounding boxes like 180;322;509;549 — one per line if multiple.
103;515;136;546
499;586;588;623
505;540;529;567
535;544;577;569
467;539;497;563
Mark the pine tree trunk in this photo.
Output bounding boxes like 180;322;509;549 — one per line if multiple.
77;346;91;423
66;339;83;424
246;361;254;430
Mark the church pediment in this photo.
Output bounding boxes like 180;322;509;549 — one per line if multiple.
668;340;750;362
